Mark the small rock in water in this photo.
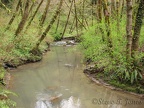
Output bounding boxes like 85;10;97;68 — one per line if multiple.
66;40;75;45
55;41;67;46
65;89;69;91
64;64;73;67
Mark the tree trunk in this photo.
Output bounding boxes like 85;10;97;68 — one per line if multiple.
102;0;113;50
31;0;64;53
5;0;21;30
28;1;35;16
82;0;85;30
116;0;120;33
97;0;105;41
19;0;23;16
39;0;51;27
126;0;133;59
69;16;75;33
73;0;79;38
15;0;30;37
55;13;60;33
25;0;44;30
132;0;144;57
61;0;73;39
120;0;125;20
111;0;115;15
91;3;94;26
97;0;102;22
64;0;87;30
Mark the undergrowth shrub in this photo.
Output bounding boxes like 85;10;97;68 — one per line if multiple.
0;88;16;108
80;18;144;84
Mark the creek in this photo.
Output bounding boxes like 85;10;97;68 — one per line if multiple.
9;42;144;108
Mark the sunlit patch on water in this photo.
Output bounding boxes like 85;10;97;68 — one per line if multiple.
35;93;81;108
35;100;52;108
60;96;81;108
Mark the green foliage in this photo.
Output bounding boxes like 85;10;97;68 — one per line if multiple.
0;13;48;61
0;99;16;108
0;67;16;108
0;89;17;98
0;67;6;80
0;88;16;108
52;32;62;41
109;61;143;84
80;17;144;85
80;24;109;65
108;80;144;94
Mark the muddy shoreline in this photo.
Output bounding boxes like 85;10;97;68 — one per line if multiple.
3;45;50;69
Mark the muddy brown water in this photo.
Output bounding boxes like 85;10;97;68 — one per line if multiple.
9;44;144;108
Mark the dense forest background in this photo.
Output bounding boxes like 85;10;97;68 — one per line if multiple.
0;0;144;107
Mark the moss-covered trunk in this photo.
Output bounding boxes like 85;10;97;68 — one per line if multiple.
31;0;64;54
25;0;44;30
126;0;133;60
39;0;51;27
15;0;30;37
132;0;144;57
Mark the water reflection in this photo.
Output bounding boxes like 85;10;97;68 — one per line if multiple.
35;93;80;108
60;96;80;108
35;100;52;108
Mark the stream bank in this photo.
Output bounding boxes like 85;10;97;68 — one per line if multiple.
84;65;144;98
2;42;50;69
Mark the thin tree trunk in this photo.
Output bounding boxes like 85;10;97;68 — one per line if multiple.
15;0;30;37
132;0;144;57
31;0;64;53
111;0;115;15
39;0;51;27
82;0;85;29
69;16;75;33
25;0;44;30
19;0;23;16
126;0;133;59
55;13;60;33
116;0;120;33
97;0;105;41
61;0;73;39
28;1;35;16
120;0;124;20
5;0;21;30
132;1;139;28
64;0;87;30
91;3;94;26
73;0;79;38
39;0;51;34
102;0;113;50
84;16;89;28
97;0;102;22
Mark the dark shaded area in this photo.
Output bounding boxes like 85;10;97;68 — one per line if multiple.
1;0;12;4
91;0;97;5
